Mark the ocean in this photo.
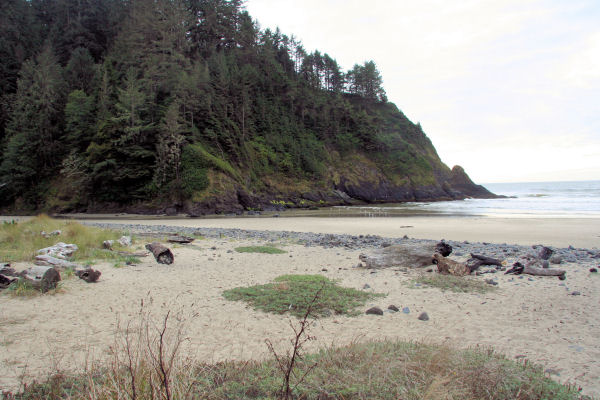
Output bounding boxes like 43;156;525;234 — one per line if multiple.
333;180;600;218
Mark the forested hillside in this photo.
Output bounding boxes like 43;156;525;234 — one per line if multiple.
0;0;494;214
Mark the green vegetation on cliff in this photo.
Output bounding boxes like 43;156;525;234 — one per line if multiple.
0;0;492;214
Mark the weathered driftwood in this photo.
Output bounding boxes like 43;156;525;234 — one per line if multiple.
0;265;17;276
118;236;132;247
359;243;436;269
506;262;565;277
433;253;471;276
0;274;17;288
145;243;174;264
470;253;503;267
35;254;81;270
117;251;149;257
19;266;61;292
435;241;452;257
37;242;78;259
75;268;102;283
167;235;195;244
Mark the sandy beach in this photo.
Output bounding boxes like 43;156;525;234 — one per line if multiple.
1;218;599;396
76;215;600;249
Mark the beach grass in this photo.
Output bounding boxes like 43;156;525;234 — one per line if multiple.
5;340;581;400
0;215;131;263
223;274;384;317
412;273;495;293
234;245;287;254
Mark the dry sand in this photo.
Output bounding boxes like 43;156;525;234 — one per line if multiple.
1;235;598;396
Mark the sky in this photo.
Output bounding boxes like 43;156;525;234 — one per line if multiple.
245;0;600;183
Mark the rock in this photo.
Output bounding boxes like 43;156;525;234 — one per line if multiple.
536;246;554;260
590;268;598;273
358;243;436;269
118;236;132;247
435;241;452;257
388;305;399;312
485;279;498;286
418;312;429;321
362;284;371;289
541;260;549;269
558;274;566;281
402;307;410;314
549;255;563;265
103;240;114;250
571;291;581;296
366;307;383;316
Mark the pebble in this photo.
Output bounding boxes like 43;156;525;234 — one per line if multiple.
590;268;598;273
571;291;581;296
366;307;383;316
362;284;371;289
388;305;399;312
402;307;410;314
418;312;429;321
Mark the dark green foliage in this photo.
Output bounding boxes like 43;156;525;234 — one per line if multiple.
0;0;447;210
223;274;383;318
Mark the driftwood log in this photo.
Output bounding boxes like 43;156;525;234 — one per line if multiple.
470;254;503;266
433;253;471;276
167;235;195;244
0;274;17;289
506;262;565;277
145;243;174;264
435;241;452;257
75;268;102;283
19;266;61;292
35;254;81;270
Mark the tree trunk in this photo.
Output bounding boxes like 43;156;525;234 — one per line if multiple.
20;266;61;293
145;243;174;265
35;254;81;270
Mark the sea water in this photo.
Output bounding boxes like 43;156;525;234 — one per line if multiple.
334;180;600;218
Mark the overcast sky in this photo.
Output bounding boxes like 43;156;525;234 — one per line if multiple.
245;0;600;183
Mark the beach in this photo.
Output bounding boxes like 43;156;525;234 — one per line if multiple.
1;216;599;396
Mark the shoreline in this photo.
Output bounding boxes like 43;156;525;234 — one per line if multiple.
1;220;599;396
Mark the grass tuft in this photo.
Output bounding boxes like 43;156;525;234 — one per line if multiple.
0;215;131;263
5;340;582;400
234;245;287;254
223;274;384;318
412;273;495;293
4;280;64;298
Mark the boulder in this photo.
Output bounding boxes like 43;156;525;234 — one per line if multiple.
358;243;435;269
118;236;132;247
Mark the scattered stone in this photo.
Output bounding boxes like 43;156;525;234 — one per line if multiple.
362;284;371;289
388;305;399;312
485;279;498;286
558;275;566;281
571;291;581;296
426;268;433;272
211;246;217;250
541;260;549;269
402;307;410;314
418;312;429;321
366;307;383;316
590;268;598;273
321;268;328;272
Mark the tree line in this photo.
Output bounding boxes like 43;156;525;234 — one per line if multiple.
0;0;405;210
